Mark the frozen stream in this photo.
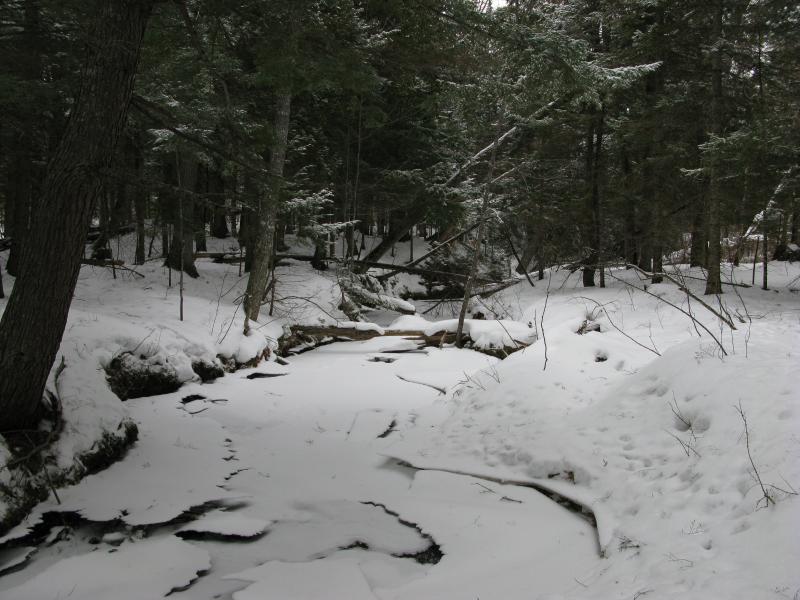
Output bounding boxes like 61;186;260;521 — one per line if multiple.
1;338;600;599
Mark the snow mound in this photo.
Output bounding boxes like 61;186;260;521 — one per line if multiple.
425;318;537;349
387;267;800;599
178;510;270;538
388;315;537;350
2;393;237;541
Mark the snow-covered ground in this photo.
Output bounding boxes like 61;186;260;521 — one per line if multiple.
1;233;799;599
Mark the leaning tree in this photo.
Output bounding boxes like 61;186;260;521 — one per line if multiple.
0;0;154;432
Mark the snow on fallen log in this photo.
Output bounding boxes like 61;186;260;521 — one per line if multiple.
387;315;537;353
176;509;271;539
281;316;535;358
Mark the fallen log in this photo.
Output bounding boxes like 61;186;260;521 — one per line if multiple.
279;325;525;359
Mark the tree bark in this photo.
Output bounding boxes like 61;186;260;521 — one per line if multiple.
194;166;208;252
243;89;291;325
6;0;43;277
209;167;229;238
690;194;707;267
133;137;147;265
582;112;603;287
0;0;153;433
762;224;768;291
704;0;724;295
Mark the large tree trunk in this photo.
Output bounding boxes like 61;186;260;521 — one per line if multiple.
0;0;152;433
6;146;36;277
704;0;724;295
6;0;43;277
243;89;291;325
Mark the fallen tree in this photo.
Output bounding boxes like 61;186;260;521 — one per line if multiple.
278;323;530;360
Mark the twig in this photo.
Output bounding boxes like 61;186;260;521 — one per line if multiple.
605;270;728;356
396;374;447;395
664;429;701;458
541;270;551;370
735;400;774;509
626;264;736;330
503;229;535;288
575;297;661;356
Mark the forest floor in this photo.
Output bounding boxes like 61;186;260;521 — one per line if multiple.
0;235;798;599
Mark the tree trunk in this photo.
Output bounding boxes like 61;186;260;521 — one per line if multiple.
651;240;664;283
762;225;768;291
0;0;152;433
209;167;229;238
704;0;724;295
456;115;501;347
6;0;43;277
165;153;199;277
133;137;146;265
194;166;208;252
515;220;537;275
690;194;707;267
243;89;291;325
582;115;599;287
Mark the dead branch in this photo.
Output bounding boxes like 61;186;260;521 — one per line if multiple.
81;259;145;278
576;297;661;356
376;221;485;281
735;400;774;509
503;229;536;288
443;94;572;186
396;374;447;395
626;264;736;330
605;270;728;356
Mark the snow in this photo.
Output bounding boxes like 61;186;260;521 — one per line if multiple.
1;393;237;540
2;536;210;600
226;557;378;600
386;265;800;598
177;510;271;538
422;317;537;349
1;234;799;600
387;314;538;349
